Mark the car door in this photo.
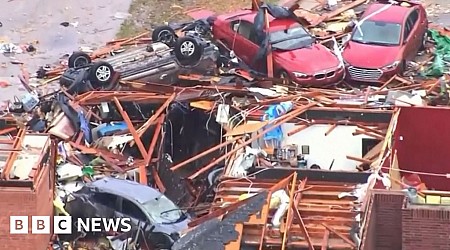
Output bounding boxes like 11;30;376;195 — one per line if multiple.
228;20;261;67
117;197;174;248
117;197;149;228
88;192;118;218
402;9;420;60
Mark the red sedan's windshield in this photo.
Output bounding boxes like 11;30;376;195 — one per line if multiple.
351;20;402;46
269;25;315;51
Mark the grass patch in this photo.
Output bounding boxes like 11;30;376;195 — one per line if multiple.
116;0;282;38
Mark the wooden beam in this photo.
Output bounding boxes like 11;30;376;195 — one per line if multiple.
170;136;240;171
0;127;16;136
113;97;148;184
324;124;337;136
324;0;367;21
355;124;385;136
188;103;317;180
389;150;401;190
264;9;274;78
292;202;314;250
287;124;309;136
144;114;166;192
321;223;356;249
137;93;175;137
188;174;293;228
346;155;372;164
258;173;295;250
321;229;330;250
352;129;385;140
281;172;298;250
2;129;25;180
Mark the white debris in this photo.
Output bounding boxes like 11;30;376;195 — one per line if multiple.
0;43;23;54
57;163;83;181
113;12;132;19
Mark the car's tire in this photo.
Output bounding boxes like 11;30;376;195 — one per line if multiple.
152;25;176;47
420;30;428;51
68;51;92;68
174;37;203;66
278;70;290;84
88;61;115;89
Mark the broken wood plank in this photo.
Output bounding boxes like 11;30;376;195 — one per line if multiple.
281;173;298;250
137;93;175;137
390;150;401;190
258;174;296;250
287;124;310;136
293;203;314;250
170;137;240;171
321;229;330;250
352;129;385;140
145;114;166;193
324;124;337;136
321;223;356;249
113;97;148;185
188;103;317;180
324;0;367;21
346;155;372;164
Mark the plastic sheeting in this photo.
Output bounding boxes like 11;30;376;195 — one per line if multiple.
253;4;298;67
426;29;450;76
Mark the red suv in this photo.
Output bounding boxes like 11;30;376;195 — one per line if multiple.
342;2;428;84
213;10;344;86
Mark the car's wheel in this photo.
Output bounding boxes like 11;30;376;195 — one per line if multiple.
152;25;176;47
174;37;203;66
68;51;91;68
279;70;290;84
88;61;115;89
420;30;428;51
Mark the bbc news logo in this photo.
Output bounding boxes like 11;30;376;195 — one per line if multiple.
10;216;132;234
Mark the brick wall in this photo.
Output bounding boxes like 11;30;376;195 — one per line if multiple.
402;207;450;250
360;191;404;250
361;190;450;250
373;192;404;250
0;161;55;250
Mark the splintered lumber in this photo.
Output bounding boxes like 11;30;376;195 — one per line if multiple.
187;103;317;180
321;223;356;249
324;0;367;21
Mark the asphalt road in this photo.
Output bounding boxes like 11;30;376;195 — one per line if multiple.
0;0;132;101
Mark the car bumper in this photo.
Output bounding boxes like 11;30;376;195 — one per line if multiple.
290;67;345;87
345;66;399;85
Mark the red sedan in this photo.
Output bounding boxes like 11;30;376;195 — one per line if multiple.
342;2;428;84
212;10;345;86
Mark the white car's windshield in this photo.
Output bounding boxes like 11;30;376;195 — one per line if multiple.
142;194;183;224
352;20;402;46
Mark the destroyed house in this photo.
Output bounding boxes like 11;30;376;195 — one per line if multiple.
171;100;450;250
170;102;395;249
0;121;55;250
360;106;450;250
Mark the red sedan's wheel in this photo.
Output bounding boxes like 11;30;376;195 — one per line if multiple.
279;70;290;84
420;31;428;51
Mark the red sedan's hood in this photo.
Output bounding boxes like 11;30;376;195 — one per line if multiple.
274;44;340;74
343;41;400;69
